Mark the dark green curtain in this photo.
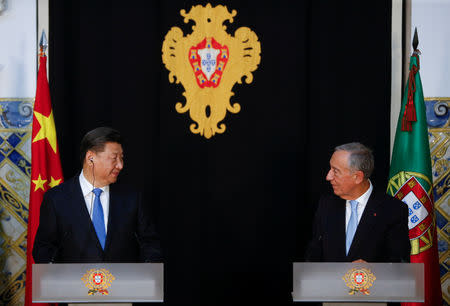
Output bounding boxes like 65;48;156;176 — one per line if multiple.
49;1;392;305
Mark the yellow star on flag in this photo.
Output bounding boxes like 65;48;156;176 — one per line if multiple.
48;176;62;188
33;110;58;154
32;174;47;192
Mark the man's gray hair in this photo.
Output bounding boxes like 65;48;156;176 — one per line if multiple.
335;142;374;179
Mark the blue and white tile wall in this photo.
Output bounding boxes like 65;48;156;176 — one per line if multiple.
426;98;449;306
0;98;33;305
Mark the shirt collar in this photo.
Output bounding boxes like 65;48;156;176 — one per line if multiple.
352;179;373;207
79;170;109;197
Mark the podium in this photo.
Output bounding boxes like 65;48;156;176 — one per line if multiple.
32;263;163;304
292;262;424;305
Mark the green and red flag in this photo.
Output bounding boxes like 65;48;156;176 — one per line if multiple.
25;38;64;306
387;47;442;305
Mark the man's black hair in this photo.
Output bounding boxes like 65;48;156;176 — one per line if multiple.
80;127;123;165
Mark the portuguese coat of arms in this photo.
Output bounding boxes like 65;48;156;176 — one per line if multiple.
162;3;261;138
389;173;435;255
342;267;376;295
81;268;115;296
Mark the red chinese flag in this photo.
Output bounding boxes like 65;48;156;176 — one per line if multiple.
25;54;64;305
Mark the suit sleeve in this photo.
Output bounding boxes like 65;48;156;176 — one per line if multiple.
136;191;163;262
385;196;411;262
304;197;325;261
32;192;59;263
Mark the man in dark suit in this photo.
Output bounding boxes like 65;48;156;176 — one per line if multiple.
305;142;410;262
33;127;162;263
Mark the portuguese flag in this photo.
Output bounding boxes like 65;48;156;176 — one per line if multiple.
387;50;442;305
25;49;64;305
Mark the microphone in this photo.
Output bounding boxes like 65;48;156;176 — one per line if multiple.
134;232;150;262
50;229;71;263
135;231;163;263
134;232;142;249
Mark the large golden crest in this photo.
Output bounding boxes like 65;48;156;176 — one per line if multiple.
162;3;261;138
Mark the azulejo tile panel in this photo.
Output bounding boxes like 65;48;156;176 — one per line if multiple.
0;98;33;306
426;97;450;306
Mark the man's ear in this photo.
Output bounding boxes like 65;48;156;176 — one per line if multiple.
86;151;95;165
354;170;365;184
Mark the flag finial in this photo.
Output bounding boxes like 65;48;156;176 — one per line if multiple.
39;30;48;56
412;27;419;52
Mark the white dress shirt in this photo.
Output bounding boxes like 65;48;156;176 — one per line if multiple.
79;170;110;232
345;180;373;231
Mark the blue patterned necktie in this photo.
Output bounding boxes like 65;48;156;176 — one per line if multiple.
92;188;106;249
346;200;359;255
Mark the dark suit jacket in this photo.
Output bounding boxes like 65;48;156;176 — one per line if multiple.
305;190;410;262
32;176;162;263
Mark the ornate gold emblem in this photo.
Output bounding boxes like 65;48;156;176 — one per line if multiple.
342;267;376;295
162;3;261;138
81;268;115;295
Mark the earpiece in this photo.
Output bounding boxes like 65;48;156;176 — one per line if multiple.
89;158;94;163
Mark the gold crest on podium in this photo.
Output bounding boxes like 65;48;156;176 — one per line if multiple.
81;268;115;295
162;3;261;138
342;267;376;295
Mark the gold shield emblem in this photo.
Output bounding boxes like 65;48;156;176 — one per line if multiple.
342;267;376;295
162;3;261;138
81;268;115;295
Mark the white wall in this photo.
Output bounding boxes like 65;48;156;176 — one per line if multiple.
391;0;404;155
412;0;450;97
0;0;36;98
